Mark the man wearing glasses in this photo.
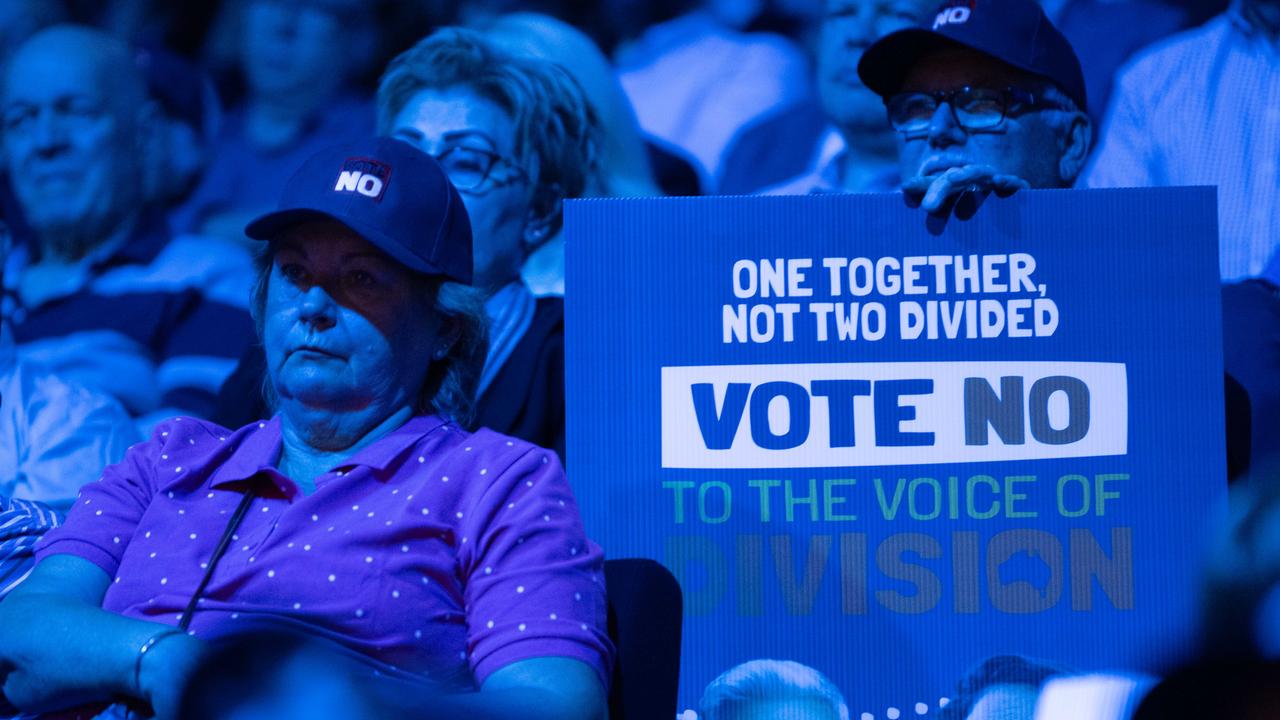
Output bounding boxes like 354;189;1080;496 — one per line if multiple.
855;0;1092;214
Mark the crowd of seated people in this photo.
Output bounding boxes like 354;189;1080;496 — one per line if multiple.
0;0;1277;717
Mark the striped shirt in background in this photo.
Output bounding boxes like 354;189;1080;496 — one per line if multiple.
0;495;61;598
1082;6;1280;282
3;216;256;428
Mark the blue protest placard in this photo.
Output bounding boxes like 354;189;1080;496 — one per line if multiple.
564;189;1225;717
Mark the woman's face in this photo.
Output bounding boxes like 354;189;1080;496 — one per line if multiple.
390;86;537;292
263;220;441;417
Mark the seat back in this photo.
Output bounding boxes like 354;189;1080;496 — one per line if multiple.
604;558;683;719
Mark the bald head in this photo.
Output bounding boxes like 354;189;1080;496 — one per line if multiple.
2;25;154;257
5;25;147;110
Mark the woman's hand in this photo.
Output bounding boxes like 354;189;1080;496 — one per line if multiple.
0;556;204;714
137;632;208;720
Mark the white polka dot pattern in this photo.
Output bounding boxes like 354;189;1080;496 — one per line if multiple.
39;415;607;688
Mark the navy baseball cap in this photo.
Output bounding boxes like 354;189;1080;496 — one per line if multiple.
857;0;1087;112
245;137;473;284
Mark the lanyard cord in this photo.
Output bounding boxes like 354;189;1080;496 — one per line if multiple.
177;488;256;631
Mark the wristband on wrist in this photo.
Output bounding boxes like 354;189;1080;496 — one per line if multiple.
132;629;185;698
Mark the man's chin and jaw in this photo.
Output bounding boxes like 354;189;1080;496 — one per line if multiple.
19;190;135;259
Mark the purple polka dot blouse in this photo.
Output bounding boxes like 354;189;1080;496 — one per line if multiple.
34;415;613;689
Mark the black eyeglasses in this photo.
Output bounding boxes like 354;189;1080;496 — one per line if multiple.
431;145;529;193
885;86;1064;136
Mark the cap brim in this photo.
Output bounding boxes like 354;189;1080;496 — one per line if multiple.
858;29;969;99
858;27;1054;100
244;207;451;278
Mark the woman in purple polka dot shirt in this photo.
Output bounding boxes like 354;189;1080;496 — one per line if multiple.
0;136;612;719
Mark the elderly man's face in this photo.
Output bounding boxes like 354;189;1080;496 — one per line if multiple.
2;34;144;242
895;46;1065;190
264;221;440;414
818;0;932;133
390;86;537;293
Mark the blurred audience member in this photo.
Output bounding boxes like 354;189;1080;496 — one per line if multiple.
1201;471;1280;660
700;659;849;720
936;655;1067;720
616;0;813;191
1040;0;1201;132
0;0;67;64
479;11;661;295
1221;279;1280;478
135;46;222;222
1082;0;1280;281
483;13;659;199
1130;661;1280;720
214;28;601;459
0;355;136;511
174;0;379;240
456;0;656;58
0;277;138;509
1;26;254;424
735;0;934;196
95;0;224;58
857;0;1091;213
1113;476;1280;719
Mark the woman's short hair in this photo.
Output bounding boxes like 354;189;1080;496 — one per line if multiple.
376;27;601;234
249;244;489;426
700;659;850;720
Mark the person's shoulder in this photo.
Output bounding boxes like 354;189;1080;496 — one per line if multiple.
759;170;828;196
145;415;245;457
452;426;556;461
461;427;562;476
16;359;134;425
91;228;254;307
1117;14;1236;85
412;417;532;455
420;424;562;496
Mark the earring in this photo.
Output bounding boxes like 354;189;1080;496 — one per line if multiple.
524;224;548;247
433;346;448;360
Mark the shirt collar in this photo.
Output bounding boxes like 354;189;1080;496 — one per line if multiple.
208;416;289;494
100;211;169;268
208;414;452;492
338;414;451;474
